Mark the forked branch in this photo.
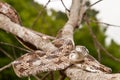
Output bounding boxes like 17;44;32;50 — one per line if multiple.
0;0;120;80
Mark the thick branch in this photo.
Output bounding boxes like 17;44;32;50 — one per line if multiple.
63;0;120;80
59;0;87;43
57;0;85;46
2;1;120;80
0;14;57;52
65;67;120;80
67;0;81;27
78;0;87;25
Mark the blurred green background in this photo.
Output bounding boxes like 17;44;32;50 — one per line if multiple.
0;0;120;80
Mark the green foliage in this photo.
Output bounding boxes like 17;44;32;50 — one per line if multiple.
104;41;120;72
0;0;120;79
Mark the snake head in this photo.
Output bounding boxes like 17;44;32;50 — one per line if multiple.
69;46;89;63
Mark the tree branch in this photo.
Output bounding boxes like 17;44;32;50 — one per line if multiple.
64;0;120;80
85;16;120;63
65;67;120;80
0;47;14;60
0;14;57;52
0;63;12;72
1;0;120;80
56;0;87;45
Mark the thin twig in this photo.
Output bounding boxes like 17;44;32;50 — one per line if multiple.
33;75;41;80
97;46;101;61
83;16;102;61
85;16;120;63
30;0;51;28
58;71;66;80
41;72;51;80
0;62;12;72
30;30;56;40
87;0;120;28
97;42;120;62
12;47;17;59
61;0;70;12
0;47;14;60
28;76;31;80
50;72;54;80
0;42;30;52
91;20;120;27
88;0;120;28
90;0;103;7
94;41;101;62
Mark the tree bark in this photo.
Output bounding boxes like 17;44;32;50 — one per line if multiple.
0;0;120;80
65;67;120;80
0;14;57;52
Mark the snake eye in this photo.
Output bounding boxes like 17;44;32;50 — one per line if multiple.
75;46;89;56
69;51;76;58
69;51;77;59
69;50;84;63
69;50;79;62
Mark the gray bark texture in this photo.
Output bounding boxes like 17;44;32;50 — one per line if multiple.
0;0;120;80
